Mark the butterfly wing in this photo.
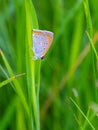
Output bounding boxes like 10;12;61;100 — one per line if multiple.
32;29;53;59
42;31;53;57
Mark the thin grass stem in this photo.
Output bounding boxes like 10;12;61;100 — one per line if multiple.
70;97;95;130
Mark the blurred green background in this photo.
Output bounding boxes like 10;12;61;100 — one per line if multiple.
0;0;98;130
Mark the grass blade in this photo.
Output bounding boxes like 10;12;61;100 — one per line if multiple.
0;97;18;130
0;49;29;116
0;73;25;88
86;31;98;61
83;0;93;37
70;97;95;130
25;0;40;129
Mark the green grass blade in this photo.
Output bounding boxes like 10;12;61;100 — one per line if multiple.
25;0;35;129
83;0;98;103
16;100;27;130
70;97;95;130
69;9;84;67
0;73;25;88
86;31;98;61
0;49;29;116
83;107;95;130
29;0;39;28
0;64;15;89
25;0;40;129
0;97;18;130
83;0;93;37
52;0;82;49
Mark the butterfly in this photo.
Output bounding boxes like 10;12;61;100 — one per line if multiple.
32;29;54;60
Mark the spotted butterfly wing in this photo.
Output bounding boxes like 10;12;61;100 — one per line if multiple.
32;29;53;59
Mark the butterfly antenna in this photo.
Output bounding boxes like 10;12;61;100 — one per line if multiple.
44;58;54;70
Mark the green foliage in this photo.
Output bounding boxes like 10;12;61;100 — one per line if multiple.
0;0;98;130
